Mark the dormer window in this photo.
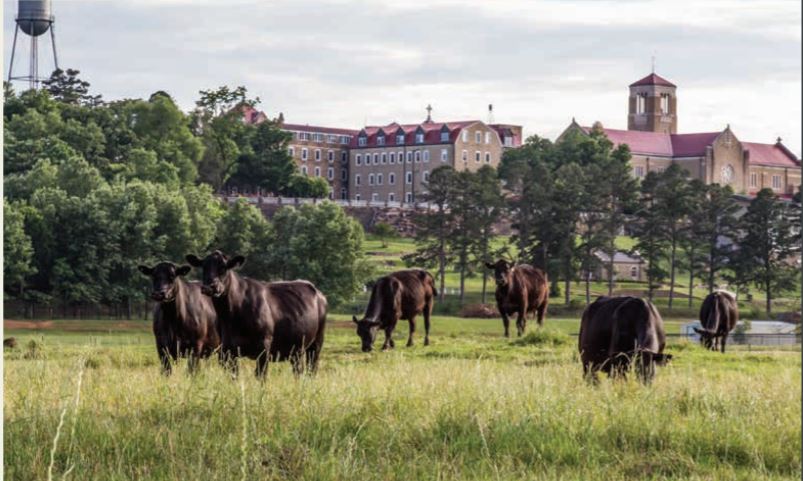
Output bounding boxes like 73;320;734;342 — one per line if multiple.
377;134;385;146
358;136;367;146
396;133;405;144
416;132;424;144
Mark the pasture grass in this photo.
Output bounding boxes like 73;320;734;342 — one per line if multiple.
4;316;801;480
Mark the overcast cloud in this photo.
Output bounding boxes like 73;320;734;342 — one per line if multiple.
4;0;801;154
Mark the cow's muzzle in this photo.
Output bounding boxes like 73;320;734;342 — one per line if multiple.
201;285;222;297
151;291;167;302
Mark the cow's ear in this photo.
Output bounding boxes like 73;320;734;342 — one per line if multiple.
352;315;359;324
186;255;202;267
137;265;153;275
227;255;245;270
176;265;192;277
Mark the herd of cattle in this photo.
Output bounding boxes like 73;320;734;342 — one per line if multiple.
136;250;739;382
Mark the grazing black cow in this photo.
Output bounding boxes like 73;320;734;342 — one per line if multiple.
3;337;17;349
138;262;220;375
578;296;672;384
694;291;739;353
352;269;437;352
186;250;327;377
485;260;548;337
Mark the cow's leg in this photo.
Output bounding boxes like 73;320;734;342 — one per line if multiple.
423;303;432;346
382;328;395;350
156;342;172;376
536;302;547;327
306;341;322;375
583;361;599;386
406;316;417;347
188;340;204;374
516;304;528;337
501;311;511;338
255;338;272;379
220;345;239;379
720;333;728;354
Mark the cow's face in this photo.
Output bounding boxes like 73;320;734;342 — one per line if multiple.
138;262;192;302
353;316;380;352
186;251;245;298
485;260;513;287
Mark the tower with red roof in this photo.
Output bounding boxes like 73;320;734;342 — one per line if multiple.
627;73;677;134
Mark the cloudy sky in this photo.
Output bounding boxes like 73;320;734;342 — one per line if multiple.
4;0;801;154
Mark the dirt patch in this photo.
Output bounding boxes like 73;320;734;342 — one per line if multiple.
4;320;54;330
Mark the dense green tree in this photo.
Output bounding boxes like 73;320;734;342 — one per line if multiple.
284;174;330;198
267;202;372;307
229;121;296;195
373;222;397;248
632;172;668;301
213;199;273;279
735;189;800;314
42;68;103;106
692;182;740;294
469;166;506;304
4;201;37;298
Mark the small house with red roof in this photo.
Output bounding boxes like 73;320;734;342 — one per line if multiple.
559;73;801;197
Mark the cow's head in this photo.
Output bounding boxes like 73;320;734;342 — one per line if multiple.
693;327;716;350
353;316;381;352
485;259;514;287
138;262;192;302
185;250;245;298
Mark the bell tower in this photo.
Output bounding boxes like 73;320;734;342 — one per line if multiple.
627;73;677;134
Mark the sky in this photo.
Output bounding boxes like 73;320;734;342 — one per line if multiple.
4;0;801;155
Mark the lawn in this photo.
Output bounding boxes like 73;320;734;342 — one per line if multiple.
4;316;801;480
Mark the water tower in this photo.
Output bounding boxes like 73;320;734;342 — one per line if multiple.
7;0;59;90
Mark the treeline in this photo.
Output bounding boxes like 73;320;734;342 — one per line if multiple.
412;127;801;314
3;71;368;317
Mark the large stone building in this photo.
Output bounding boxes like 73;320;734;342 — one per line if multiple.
242;105;522;201
560;73;801;196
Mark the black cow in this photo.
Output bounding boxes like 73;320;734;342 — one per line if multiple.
186;251;327;377
578;296;672;384
353;269;436;352
694;291;739;353
485;260;548;337
138;262;220;375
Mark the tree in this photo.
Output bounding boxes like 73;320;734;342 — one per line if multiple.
470;166;506;304
448;170;478;303
284;175;330;198
735;189;800;314
577;162;611;304
373;222;397;248
633;171;668;301
405;166;456;301
4;201;36;298
267;202;372;307
229;121;296;195
214;199;273;279
653;164;694;309
690;182;740;295
42;68;103;106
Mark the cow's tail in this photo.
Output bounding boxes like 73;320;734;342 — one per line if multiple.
427;271;438;297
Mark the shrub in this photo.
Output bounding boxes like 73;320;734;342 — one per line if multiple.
511;328;570;347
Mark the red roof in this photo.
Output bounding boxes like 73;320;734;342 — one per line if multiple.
350;120;480;148
630;73;676;88
582;126;800;167
743;142;801;168
281;123;359;136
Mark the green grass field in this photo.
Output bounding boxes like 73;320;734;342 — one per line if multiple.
4;315;801;480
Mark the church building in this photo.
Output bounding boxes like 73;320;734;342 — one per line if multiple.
559;73;801;197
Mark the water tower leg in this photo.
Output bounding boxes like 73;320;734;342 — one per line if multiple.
50;23;59;70
7;24;20;83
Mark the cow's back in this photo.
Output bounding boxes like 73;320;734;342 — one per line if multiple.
386;269;434;319
265;280;327;356
579;296;625;365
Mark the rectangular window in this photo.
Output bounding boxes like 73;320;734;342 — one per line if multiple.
341;151;348;163
372;193;379;202
301;148;308;161
369;174;375;186
750;172;757;187
462;150;468;161
634;166;645;178
405;192;413;203
289;147;295;157
298;132;310;141
416;133;424;143
406;172;413;184
355;154;362;166
485;132;491;144
355;193;361;201
396;134;405;144
475;151;481;163
389;173;395;185
355;174;361;186
441;131;449;142
423;150;430;162
772;175;781;189
377;173;383;185
504;136;513;147
484;152;491;163
358;137;367;146
461;130;468;142
441;149;448;162
377;135;385;146
341;169;347;181
328;150;334;162
475;132;482;143
327;134;338;143
637;94;646;114
661;94;670;114
423;171;429;182
388;193;395;202
315;149;321;161
340;135;350;144
301;166;308;175
314;167;321;177
327;167;334;180
406;152;413;163
313;133;324;142
373;153;379;165
415;151;421;163
390;153;395;164
381;153;387;164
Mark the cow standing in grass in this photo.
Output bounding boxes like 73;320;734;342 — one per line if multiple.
695;291;739;353
353;269;436;352
138;262;220;375
579;296;672;384
485;260;548;337
186;251;327;377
